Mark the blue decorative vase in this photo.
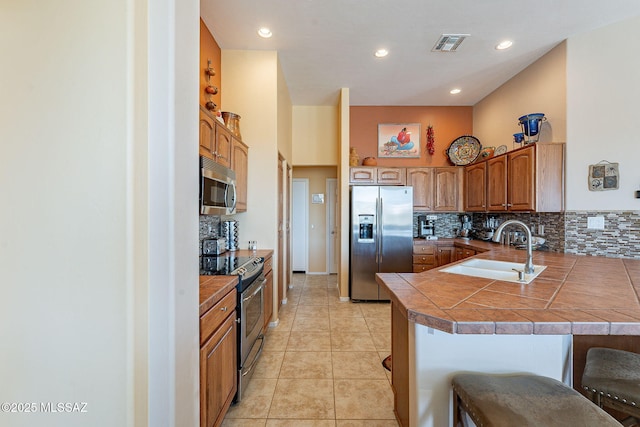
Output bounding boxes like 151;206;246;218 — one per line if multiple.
518;113;545;137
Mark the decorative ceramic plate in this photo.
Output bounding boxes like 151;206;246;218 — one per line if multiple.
447;135;481;165
494;145;508;156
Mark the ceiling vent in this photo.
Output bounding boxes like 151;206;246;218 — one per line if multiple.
432;34;470;52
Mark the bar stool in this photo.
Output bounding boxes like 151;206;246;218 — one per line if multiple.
582;347;640;426
452;373;620;427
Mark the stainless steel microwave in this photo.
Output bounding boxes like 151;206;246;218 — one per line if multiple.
200;156;236;215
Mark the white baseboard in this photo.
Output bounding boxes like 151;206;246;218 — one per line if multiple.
281;298;288;305
339;296;350;302
268;319;279;328
306;272;329;275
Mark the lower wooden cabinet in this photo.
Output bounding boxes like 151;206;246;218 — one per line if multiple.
413;240;482;272
412;241;436;272
200;290;237;427
436;245;455;266
455;247;476;261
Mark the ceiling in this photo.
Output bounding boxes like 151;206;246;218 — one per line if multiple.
201;0;640;106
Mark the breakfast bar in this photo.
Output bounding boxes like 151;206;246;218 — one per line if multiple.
377;239;640;427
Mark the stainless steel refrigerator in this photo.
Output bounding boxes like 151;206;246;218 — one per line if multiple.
350;185;413;300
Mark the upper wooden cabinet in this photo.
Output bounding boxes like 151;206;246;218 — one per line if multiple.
199;106;231;169
406;168;433;210
407;167;462;212
469;143;565;212
231;137;248;213
349;167;405;185
464;162;487;211
199;106;215;159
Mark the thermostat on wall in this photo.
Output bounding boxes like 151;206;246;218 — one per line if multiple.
312;193;325;204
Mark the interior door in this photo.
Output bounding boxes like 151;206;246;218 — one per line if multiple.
277;155;284;309
291;179;308;272
326;178;338;274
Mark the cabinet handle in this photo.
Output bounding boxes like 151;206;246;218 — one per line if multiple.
220;306;228;312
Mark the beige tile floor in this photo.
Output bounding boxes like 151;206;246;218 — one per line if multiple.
222;273;399;427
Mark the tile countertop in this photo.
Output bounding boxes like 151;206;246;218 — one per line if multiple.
377;238;640;335
199;249;273;316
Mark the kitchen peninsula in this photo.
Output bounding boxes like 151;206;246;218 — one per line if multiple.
377;239;640;427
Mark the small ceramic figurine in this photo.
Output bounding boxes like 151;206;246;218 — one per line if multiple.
349;147;359;166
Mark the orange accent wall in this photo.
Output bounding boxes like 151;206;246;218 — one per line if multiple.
200;19;222;110
349;106;473;167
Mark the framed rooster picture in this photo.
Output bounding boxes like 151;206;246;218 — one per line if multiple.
378;123;421;158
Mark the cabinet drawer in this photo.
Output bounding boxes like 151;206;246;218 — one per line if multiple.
412;255;436;265
413;243;435;254
413;264;435;273
200;290;236;345
264;256;273;275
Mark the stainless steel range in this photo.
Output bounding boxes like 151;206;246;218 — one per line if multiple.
201;254;265;402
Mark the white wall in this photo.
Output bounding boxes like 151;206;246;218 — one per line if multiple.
566;15;640;210
0;1;199;426
292;106;339;166
221;50;280;256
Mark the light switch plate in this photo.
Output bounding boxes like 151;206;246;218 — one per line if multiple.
587;216;605;230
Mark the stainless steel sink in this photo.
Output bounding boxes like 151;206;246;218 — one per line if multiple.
439;259;546;284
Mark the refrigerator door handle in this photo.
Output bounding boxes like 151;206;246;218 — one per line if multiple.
377;197;383;265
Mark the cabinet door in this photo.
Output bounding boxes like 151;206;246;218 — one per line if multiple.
377;168;406;185
486;156;508;211
199;107;215;159
214;122;232;168
231;138;249;212
464;162;486;211
200;313;237;427
436;245;455;266
508;146;536;211
407;168;434;211
349;167;376;184
263;269;273;332
433;168;461;212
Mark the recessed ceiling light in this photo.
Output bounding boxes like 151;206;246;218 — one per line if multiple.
257;27;272;38
450;88;461;95
374;49;389;58
496;40;513;50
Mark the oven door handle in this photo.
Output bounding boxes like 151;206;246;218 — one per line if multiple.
242;278;266;303
241;334;265;379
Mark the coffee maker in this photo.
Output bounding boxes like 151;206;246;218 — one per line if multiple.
418;215;435;239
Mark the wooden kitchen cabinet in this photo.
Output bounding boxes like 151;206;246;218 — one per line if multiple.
436;244;455;266
412;240;436;272
231;137;248;212
263;254;273;332
455;247;476;261
200;289;237;427
464;162;487;211
199;106;232;169
406;168;433;211
214;121;232;169
349;167;405;185
199;106;216;159
487;143;565;212
433;167;462;211
406;167;462;212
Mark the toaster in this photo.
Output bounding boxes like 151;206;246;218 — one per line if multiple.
202;238;227;255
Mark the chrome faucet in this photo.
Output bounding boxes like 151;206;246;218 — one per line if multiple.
492;219;535;274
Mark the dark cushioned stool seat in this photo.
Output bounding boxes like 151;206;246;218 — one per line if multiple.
582;347;640;421
452;373;620;427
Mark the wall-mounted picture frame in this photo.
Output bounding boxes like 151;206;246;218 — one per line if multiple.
588;160;619;191
378;123;421;158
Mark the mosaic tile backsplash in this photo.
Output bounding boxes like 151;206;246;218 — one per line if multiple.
564;211;640;258
412;210;640;259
